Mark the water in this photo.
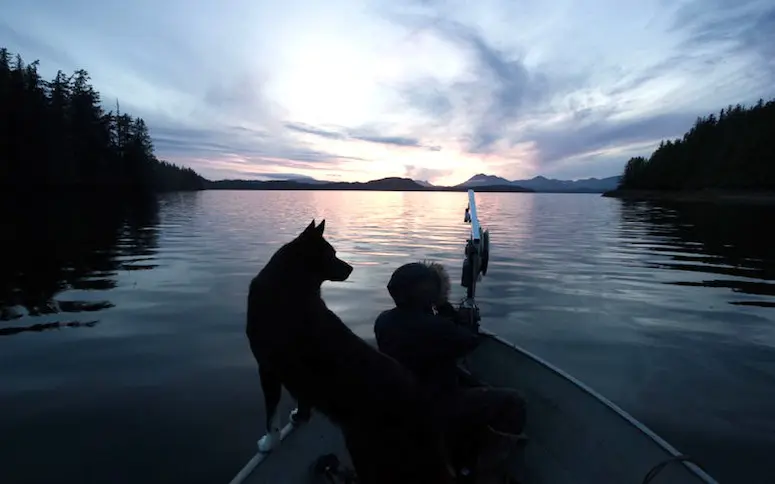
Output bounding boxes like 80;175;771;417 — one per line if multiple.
1;191;774;484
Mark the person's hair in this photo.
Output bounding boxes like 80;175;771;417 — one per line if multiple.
421;260;450;306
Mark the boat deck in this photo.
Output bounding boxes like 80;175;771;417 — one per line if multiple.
237;414;351;484
233;333;718;484
237;406;583;484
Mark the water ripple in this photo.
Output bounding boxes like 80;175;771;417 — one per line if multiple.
2;191;775;484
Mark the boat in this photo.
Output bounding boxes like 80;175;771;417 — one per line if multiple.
230;190;719;484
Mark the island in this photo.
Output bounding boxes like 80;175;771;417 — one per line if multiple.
603;99;775;204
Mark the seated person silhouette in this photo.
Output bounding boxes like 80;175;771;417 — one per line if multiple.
374;261;527;483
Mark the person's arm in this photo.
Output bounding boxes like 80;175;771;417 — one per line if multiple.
374;308;480;365
435;301;460;322
415;311;481;360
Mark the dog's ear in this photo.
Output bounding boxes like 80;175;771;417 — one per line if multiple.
302;220;316;235
315;219;326;235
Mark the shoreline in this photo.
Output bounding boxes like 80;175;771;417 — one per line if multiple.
602;189;775;204
205;186;534;193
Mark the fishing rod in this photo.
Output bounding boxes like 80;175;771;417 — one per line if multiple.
459;189;490;330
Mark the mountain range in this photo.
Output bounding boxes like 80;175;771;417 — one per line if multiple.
207;173;621;193
207;177;533;192
457;174;621;192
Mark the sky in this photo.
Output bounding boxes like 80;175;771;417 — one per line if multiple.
2;0;774;185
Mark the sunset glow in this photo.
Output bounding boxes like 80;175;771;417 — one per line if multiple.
3;0;773;184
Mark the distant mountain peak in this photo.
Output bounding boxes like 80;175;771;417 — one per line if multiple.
460;173;512;187
369;176;414;183
218;172;621;193
267;174;328;184
512;175;621;192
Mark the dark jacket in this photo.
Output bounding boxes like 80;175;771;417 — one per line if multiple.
374;262;480;398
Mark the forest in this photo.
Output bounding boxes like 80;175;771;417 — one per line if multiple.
618;99;775;191
0;48;206;192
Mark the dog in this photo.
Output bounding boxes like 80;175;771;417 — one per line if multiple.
246;220;454;484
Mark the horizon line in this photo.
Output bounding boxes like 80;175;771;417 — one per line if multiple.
206;173;622;185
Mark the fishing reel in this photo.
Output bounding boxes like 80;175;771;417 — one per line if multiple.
458;191;490;330
461;228;490;290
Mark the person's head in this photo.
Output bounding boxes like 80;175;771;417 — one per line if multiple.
421;260;451;307
386;260;450;312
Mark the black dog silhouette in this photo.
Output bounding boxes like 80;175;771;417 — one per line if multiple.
246;220;453;483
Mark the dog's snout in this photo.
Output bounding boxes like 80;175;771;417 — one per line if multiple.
330;259;353;281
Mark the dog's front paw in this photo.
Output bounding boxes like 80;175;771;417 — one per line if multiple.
258;431;280;453
290;407;311;425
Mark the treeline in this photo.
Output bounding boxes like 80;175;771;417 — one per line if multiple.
619;99;775;191
0;48;207;191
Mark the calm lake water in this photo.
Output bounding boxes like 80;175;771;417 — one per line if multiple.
2;191;774;484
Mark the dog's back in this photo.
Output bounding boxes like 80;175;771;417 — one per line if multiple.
246;220;452;483
247;232;431;425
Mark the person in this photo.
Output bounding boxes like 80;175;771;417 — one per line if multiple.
374;261;527;482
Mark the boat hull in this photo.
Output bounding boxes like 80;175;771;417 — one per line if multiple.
464;331;717;484
233;333;719;483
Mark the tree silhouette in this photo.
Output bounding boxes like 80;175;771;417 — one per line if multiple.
618;100;775;191
0;48;207;191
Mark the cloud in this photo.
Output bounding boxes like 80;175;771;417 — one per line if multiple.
380;0;775;178
398;79;454;119
353;134;421;147
0;20;78;67
3;0;775;183
149;123;341;163
426;20;545;154
404;165;454;182
215;171;326;182
387;14;556;154
284;123;345;140
285;122;441;150
673;0;775;75
258;173;322;181
142;116;368;181
521;111;698;169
